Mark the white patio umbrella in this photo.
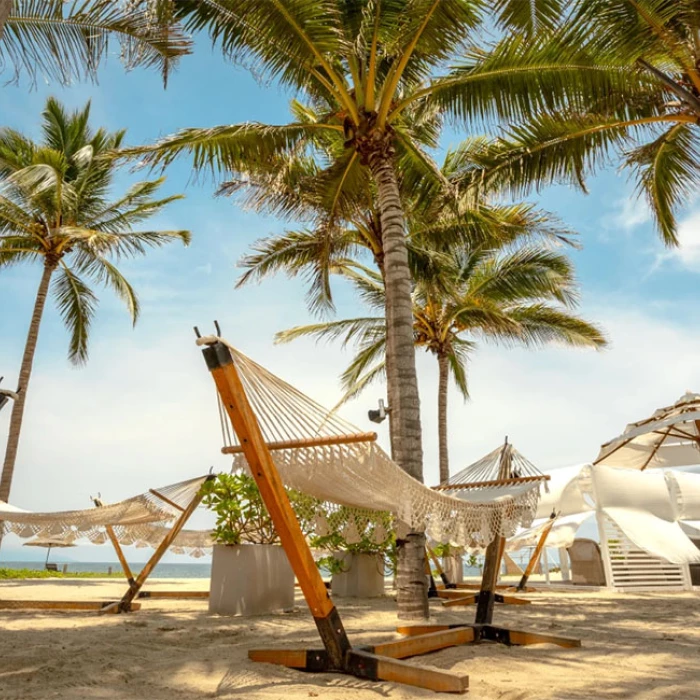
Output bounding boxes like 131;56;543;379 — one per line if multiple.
595;392;700;470
23;536;77;567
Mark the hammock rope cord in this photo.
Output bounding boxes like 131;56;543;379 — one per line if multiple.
444;444;546;486
214;340;542;548
0;476;210;554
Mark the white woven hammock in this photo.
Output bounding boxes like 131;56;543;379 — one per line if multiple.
211;338;541;548
0;476;211;555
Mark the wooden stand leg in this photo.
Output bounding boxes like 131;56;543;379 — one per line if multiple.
516;515;557;591
427;547;456;589
475;536;505;624
347;650;468;693
368;627;475;659
93;497;137;588
480;625;581;648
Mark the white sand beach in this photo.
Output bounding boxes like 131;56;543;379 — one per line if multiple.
1;579;699;699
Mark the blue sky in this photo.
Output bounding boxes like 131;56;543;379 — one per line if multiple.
1;37;700;562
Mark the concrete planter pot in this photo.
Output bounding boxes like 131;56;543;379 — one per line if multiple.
443;554;464;584
209;543;294;616
331;552;385;598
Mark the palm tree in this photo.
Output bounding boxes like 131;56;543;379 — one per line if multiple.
458;1;700;245
122;0;633;619
0;97;190;529
0;0;191;86
276;244;606;484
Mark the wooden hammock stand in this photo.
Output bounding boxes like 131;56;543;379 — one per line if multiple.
427;545;532;606
201;336;580;694
399;449;579;648
0;482;211;615
93;496;210;603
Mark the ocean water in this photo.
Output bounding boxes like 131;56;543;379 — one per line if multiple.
1;561;212;578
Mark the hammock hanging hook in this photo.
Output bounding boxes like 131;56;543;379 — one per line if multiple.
214;320;221;336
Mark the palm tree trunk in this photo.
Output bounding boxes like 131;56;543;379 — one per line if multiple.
437;352;449;484
0;0;11;40
364;136;428;621
0;259;55;544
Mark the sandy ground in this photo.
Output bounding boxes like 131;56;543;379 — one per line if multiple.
1;578;699;700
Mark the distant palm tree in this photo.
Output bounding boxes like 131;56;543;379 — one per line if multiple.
276;244;606;484
459;0;700;245
0;0;191;86
0;97;190;522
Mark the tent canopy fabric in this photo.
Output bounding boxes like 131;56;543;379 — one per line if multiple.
508;463;700;566
595;392;700;470
585;464;700;564
507;512;592;551
534;464;592;520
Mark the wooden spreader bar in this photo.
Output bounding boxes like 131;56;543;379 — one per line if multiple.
221;431;377;455
201;337;472;694
433;474;550;491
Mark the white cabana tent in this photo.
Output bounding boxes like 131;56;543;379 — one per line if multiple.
509;394;700;591
508;463;700;591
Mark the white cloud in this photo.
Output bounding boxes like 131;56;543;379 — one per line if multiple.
666;209;700;271
608;195;650;233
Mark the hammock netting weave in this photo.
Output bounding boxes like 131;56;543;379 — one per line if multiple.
0;476;213;556
211;338;542;548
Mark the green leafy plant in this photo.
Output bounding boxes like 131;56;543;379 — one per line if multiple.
202;472;279;545
202;471;322;546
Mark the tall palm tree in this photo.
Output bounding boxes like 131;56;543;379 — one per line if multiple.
0;1;191;86
123;0;633;619
276;244;606;484
459;0;700;245
0;97;190;528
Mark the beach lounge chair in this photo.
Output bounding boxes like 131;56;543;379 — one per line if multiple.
690;539;700;586
45;563;58;572
568;538;606;586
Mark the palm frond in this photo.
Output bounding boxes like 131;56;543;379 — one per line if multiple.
2;0;192;87
624;122;700;245
85;178;185;232
0;233;43;266
505;304;608;349
53;264;98;365
274;316;384;348
402;33;655;126
83;255;140;323
121;122;342;178
446;337;474;400
60;227;191;259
